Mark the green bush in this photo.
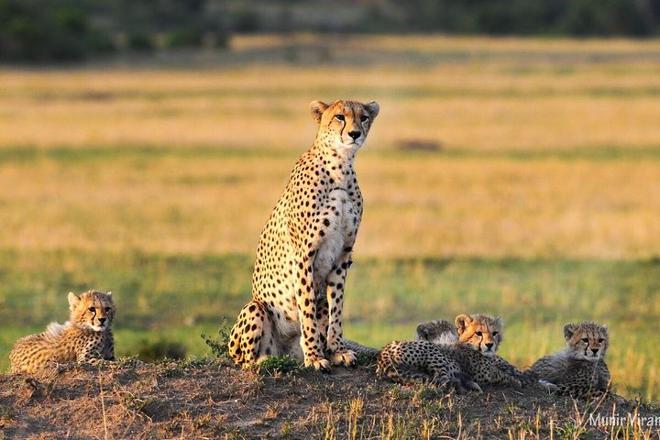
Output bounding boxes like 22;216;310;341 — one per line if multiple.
258;355;300;376
0;0;115;62
136;339;187;362
127;32;154;52
164;27;203;49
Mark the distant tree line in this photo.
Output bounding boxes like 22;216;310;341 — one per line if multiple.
0;0;229;62
374;0;659;36
1;0;658;63
230;0;659;37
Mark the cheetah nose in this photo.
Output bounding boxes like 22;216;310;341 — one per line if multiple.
348;131;361;140
485;343;494;350
591;348;599;355
98;318;106;325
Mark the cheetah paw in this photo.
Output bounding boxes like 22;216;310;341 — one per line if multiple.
304;355;331;372
510;378;523;389
538;379;559;392
464;380;483;393
329;349;357;367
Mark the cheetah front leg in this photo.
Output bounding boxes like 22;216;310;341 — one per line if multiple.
297;257;331;372
78;339;109;367
325;252;356;366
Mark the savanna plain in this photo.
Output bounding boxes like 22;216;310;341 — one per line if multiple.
0;34;658;413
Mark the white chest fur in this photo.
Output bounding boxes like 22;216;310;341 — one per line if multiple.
313;188;358;288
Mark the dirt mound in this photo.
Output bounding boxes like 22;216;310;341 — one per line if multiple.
0;359;657;439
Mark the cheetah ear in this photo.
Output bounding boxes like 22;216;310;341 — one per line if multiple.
68;291;80;310
455;314;473;335
493;316;503;329
563;323;577;340
106;291;112;296
364;101;380;119
310;100;329;124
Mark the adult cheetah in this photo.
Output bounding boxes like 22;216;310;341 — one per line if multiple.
229;100;380;371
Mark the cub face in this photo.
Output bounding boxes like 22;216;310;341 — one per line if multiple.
564;321;608;361
68;290;114;332
310;99;380;149
416;319;458;345
455;313;502;356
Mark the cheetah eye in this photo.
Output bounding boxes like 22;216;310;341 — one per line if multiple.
88;307;96;313
598;338;604;343
360;115;369;122
475;331;483;337
581;337;589;343
492;331;498;336
104;307;111;313
334;114;345;121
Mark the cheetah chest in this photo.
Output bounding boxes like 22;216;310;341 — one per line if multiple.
313;188;359;286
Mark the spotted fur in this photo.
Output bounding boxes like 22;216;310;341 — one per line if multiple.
526;321;611;399
344;318;460;361
9;290;115;374
229;100;380;371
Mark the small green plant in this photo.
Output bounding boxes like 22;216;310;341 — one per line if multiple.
201;318;232;360
555;421;587;440
258;355;299;376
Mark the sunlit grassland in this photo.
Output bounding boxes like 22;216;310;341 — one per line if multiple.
0;35;658;402
0;151;657;257
1;36;660;152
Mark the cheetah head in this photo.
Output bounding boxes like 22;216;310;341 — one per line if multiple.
564;321;608;361
455;313;502;356
416;319;459;345
68;289;114;332
310;99;380;150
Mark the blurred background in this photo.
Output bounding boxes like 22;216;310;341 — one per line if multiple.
0;0;658;400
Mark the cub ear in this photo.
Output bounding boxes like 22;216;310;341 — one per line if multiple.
455;314;473;335
563;323;577;340
416;323;429;340
310;100;329;124
364;101;380;119
68;292;81;310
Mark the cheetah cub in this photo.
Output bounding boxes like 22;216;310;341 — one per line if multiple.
526;321;611;399
377;314;523;392
229;100;379;371
9;290;115;374
343;317;460;361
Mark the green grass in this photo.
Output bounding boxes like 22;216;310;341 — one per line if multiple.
0;250;657;400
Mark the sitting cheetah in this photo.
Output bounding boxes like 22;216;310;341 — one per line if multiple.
9;290;115;374
377;314;525;392
526;321;611;399
229;100;380;371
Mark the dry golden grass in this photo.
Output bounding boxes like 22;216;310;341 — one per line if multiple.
0;155;658;258
1;35;660;151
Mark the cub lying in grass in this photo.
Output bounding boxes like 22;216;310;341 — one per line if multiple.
526;321;611;399
9;289;115;374
377;314;526;392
